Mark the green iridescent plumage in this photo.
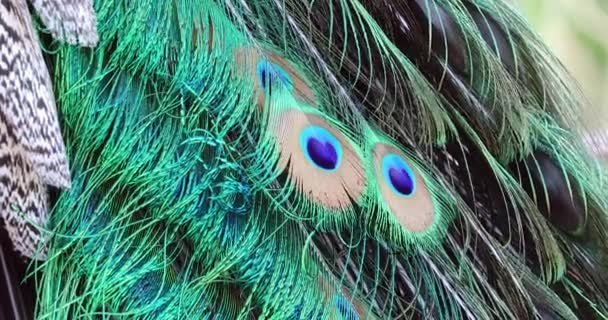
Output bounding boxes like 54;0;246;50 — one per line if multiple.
13;0;608;319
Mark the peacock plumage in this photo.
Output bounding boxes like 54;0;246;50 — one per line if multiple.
1;0;608;319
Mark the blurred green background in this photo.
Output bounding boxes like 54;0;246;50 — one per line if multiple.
520;0;608;130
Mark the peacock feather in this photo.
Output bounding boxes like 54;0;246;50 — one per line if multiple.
0;0;97;260
1;0;607;319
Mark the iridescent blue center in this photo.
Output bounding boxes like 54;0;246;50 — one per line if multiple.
382;154;416;197
257;60;293;91
299;126;343;171
334;295;359;320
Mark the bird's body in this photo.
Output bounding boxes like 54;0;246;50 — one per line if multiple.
1;0;607;319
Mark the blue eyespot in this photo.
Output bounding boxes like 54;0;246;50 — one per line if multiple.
382;154;416;197
299;126;343;171
257;60;293;91
334;295;359;320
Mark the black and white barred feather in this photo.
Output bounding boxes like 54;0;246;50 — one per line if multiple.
30;0;97;47
0;0;97;259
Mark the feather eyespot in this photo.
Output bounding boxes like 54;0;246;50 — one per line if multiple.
299;126;342;171
373;144;435;233
317;275;366;319
382;154;416;197
273;110;365;209
334;295;360;320
257;60;294;92
233;47;317;109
